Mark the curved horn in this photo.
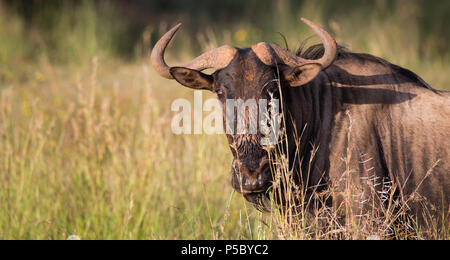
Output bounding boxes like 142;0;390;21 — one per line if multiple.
252;18;337;69
151;24;237;79
300;18;337;68
151;23;182;79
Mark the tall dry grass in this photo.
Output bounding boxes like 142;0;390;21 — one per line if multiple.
0;57;275;239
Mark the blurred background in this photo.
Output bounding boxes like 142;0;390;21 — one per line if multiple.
0;0;448;240
1;0;449;83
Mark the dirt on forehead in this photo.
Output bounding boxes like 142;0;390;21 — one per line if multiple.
223;49;277;91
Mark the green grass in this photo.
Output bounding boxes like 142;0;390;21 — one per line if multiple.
0;0;448;240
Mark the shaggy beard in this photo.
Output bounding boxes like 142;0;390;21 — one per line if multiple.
243;186;303;213
243;192;271;212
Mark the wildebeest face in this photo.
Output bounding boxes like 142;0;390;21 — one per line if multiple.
171;49;280;195
169;49;327;195
215;50;279;195
151;18;337;201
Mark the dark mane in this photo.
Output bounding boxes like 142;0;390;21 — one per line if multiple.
297;44;434;90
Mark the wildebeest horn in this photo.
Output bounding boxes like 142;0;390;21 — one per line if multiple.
151;24;238;79
252;18;337;69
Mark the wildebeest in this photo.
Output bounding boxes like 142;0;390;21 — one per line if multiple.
151;18;449;227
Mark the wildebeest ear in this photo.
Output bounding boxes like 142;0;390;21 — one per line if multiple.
282;63;322;87
170;67;214;91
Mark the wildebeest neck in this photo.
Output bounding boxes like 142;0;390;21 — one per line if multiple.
281;51;425;193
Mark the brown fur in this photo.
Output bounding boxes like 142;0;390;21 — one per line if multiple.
285;45;449;224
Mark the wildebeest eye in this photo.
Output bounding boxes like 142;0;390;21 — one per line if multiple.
215;83;229;97
214;86;225;98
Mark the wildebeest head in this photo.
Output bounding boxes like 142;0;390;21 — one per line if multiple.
151;18;337;199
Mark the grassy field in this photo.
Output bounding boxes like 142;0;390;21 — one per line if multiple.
0;1;448;240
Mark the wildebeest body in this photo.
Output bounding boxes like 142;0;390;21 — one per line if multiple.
151;19;449;226
284;49;449;217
